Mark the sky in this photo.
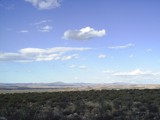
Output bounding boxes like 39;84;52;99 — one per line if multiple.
0;0;160;84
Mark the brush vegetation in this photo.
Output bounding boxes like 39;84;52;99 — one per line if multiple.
0;89;160;120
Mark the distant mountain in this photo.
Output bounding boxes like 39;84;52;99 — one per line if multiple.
112;82;131;85
0;82;94;90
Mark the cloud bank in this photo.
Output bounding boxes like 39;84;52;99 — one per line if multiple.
25;0;61;10
0;47;91;62
63;27;106;40
103;69;160;81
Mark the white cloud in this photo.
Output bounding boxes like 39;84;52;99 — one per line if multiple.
0;47;91;62
69;65;77;68
98;54;107;59
63;27;106;40
113;69;160;79
102;70;117;74
103;69;160;81
103;69;159;77
74;77;79;80
20;30;29;33
35;53;61;61
32;20;52;25
114;69;145;76
61;54;79;61
39;25;53;32
78;65;87;69
31;20;52;32
69;65;88;70
129;54;134;58
147;49;152;52
25;0;61;10
108;44;135;49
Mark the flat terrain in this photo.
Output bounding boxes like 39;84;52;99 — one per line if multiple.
0;83;160;93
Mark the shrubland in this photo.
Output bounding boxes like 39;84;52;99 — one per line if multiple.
0;89;160;120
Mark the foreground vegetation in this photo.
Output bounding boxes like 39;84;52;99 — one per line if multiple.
0;89;160;120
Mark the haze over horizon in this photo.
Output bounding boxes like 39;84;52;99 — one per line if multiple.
0;0;160;84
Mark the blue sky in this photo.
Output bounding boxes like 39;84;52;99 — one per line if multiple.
0;0;160;83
